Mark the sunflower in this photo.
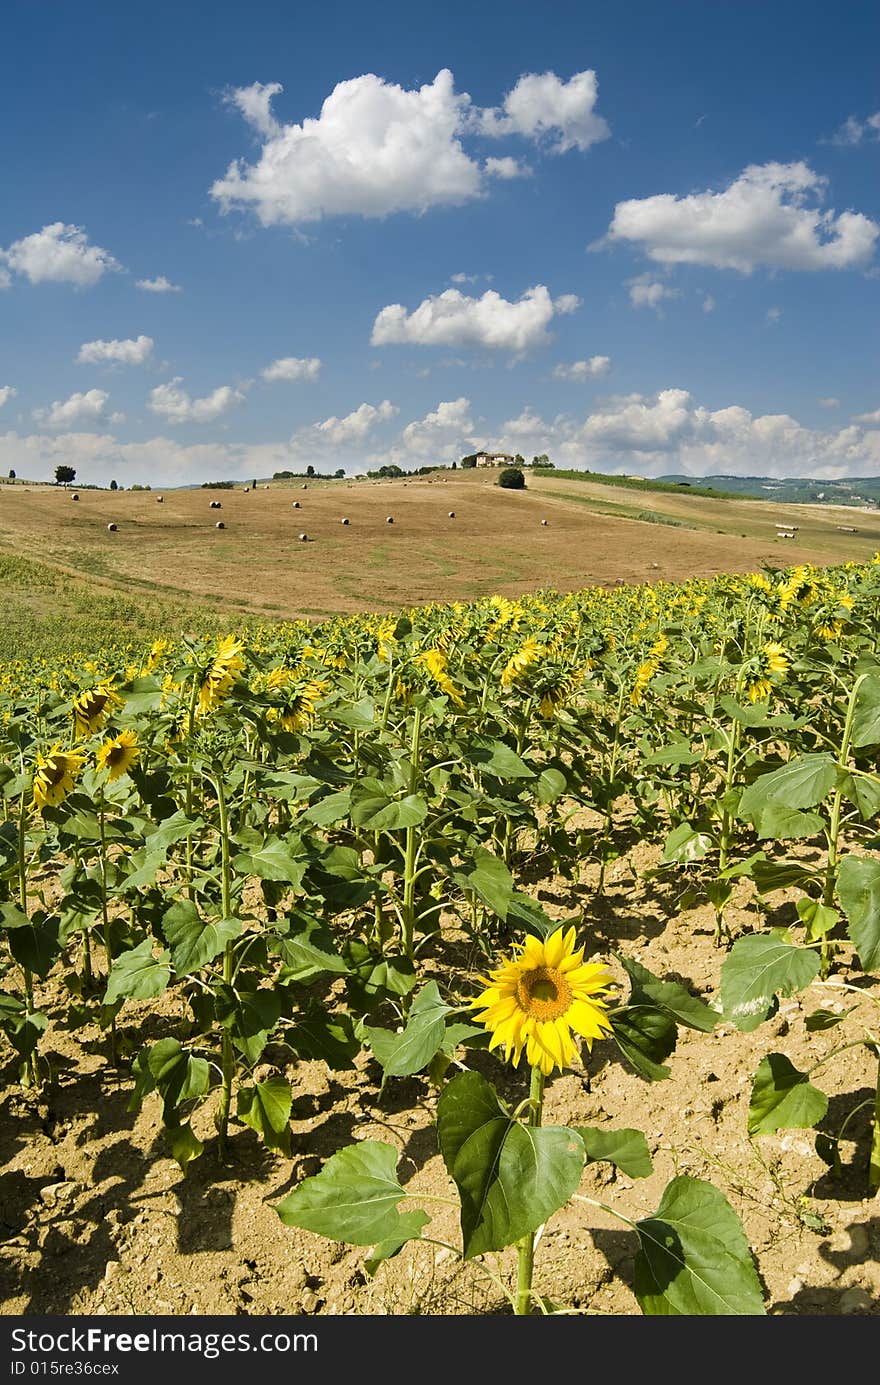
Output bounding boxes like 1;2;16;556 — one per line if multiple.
471;927;614;1076
762;641;789;676
197;635;245;716
416;647;465;708
744;640;789;702
273;678;328;732
630;658;658;707
96;729;139;782
145;637;173;671
72;684;123;738
500;637;544;690
32;746;85;812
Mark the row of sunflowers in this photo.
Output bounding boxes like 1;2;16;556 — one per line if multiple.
1;555;879;1312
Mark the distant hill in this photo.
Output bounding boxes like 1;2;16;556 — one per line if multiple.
655;473;880;507
532;467;880;508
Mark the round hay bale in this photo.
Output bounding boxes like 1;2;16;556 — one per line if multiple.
210;500;222;509
71;493;79;501
301;484;308;490
264;485;270;490
541;519;548;526
156;495;164;503
215;521;225;530
386;515;394;524
448;511;455;518
298;532;309;542
243;487;250;493
107;522;118;532
341;517;350;525
292;501;301;509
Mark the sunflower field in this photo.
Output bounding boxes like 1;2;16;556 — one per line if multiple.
2;556;880;1316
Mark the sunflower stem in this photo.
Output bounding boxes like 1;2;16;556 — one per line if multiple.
97;785;118;1068
515;1064;545;1315
184;672;200;902
17;788;38;1088
401;704;423;964
819;672;866;977
596;684;626;895
211;771;235;1162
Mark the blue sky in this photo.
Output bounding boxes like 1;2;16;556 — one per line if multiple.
1;0;878;486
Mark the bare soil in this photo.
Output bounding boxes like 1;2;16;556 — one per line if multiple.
2;843;878;1319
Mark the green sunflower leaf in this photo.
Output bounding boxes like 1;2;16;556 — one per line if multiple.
1;903;61;979
162;900;242;976
365;981;451;1080
748;1054;828;1135
634;1176;765;1315
609;1005;677;1081
165;1122;204;1172
232;834;305;885
237;1076;292;1154
103;938;171;1005
447;848;514;921
720;933;821;1032
618;955;718;1032
574;1126;653;1179
364;1211;432;1276
662;822;714;864
275;1141;423;1248
437;1070;585;1257
349;792;428;831
837;854;880;970
851;674;880;748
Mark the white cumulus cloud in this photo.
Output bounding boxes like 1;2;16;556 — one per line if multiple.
853;407;880;426
312;399;398;444
77;335;154;366
628;275;678;310
581;388;698;452
136;275;182;293
212;70;481;225
148;378;246;424
484;156;530;180
261;356;322;382
0;385;17;408
553;357;611;380
371;285;579;353
34;389;113;429
606;162;878;272
828;112;880;146
477;70;610;152
485;388;880;480
211;68;609;227
1;222;122;287
399;397;474;455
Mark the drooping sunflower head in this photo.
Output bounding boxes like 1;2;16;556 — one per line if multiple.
32;745;86;812
276;678;328;732
471;927;614;1077
415;647;466;708
72;684;123;738
96;728;139;782
145;637;173;672
500;637;545;690
744;640;789;702
630;658;658;707
197;635;246;716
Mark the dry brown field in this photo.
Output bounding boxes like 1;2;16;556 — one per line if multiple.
3;471;879;622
